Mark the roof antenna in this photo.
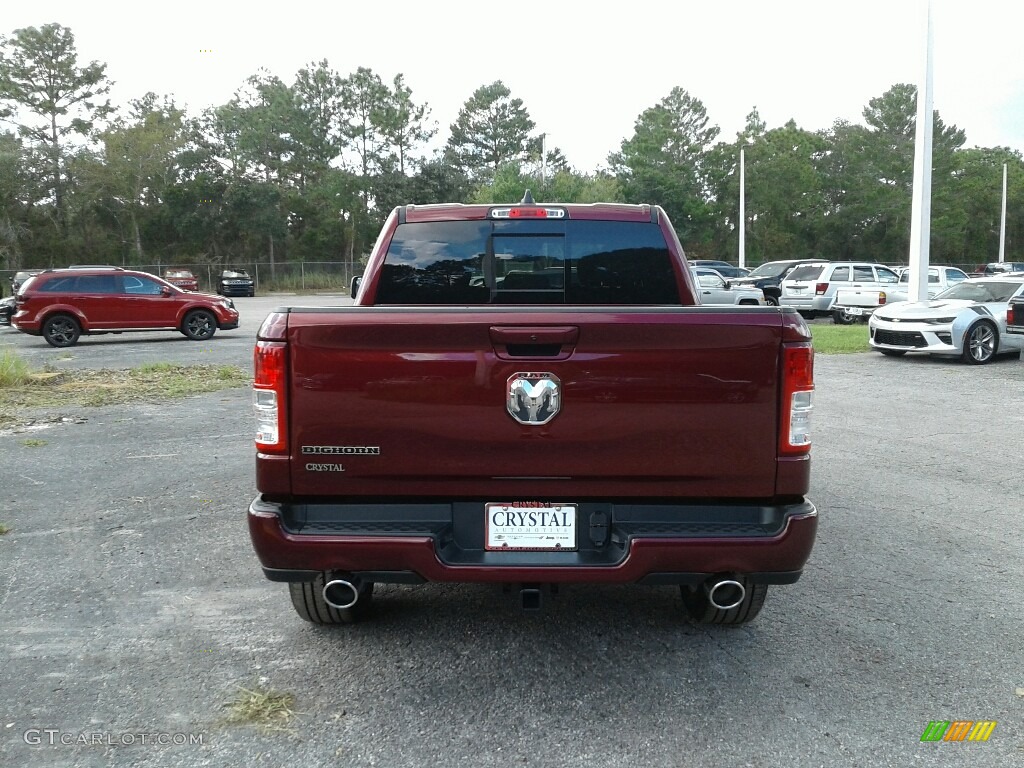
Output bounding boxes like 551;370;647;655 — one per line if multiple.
520;189;535;205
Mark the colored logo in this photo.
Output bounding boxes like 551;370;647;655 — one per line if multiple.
920;721;996;742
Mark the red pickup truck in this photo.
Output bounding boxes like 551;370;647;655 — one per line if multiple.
248;196;817;626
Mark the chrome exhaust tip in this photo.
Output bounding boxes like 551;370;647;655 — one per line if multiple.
323;577;361;610
706;579;746;611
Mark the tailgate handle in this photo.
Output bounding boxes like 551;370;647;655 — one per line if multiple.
489;326;579;359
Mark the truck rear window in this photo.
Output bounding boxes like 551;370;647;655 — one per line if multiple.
375;220;681;305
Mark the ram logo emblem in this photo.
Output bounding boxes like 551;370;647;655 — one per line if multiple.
507;373;560;425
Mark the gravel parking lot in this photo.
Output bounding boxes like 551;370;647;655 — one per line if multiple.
1;298;1022;767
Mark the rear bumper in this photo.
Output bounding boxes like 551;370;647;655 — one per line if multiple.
248;495;818;585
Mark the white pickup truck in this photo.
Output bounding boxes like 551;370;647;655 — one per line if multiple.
831;266;970;323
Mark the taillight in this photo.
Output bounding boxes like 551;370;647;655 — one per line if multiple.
780;343;814;456
1010;304;1021;325
815;282;828;295
490;207;566;219
879;292;887;305
254;341;288;454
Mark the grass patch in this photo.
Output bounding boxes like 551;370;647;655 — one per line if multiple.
0;357;251;428
221;685;297;732
0;349;33;388
260;271;349;293
809;324;872;354
21;438;47;447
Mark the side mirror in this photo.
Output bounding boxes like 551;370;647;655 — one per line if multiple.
724;280;732;289
350;275;362;297
160;286;173;297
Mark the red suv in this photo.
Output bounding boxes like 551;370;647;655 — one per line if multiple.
12;267;240;347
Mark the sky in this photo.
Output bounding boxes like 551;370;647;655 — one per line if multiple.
3;0;1023;172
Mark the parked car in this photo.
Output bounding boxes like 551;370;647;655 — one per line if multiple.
218;269;255;297
729;258;831;306
1007;292;1024;340
691;267;765;305
690;259;749;279
969;262;1024;277
164;268;199;291
0;295;14;325
11;267;239;347
780;261;899;318
831;266;970;323
868;276;1024;364
11;270;41;295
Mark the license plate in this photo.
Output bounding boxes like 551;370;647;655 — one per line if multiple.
842;306;865;316
485;503;577;551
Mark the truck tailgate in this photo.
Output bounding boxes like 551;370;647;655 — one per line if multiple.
285;307;784;499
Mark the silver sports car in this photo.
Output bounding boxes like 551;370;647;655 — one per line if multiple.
868;276;1024;364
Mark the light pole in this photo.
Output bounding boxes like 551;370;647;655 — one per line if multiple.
907;0;934;303
998;163;1007;263
739;148;746;269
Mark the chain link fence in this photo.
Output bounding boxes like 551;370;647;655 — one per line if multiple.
2;261;361;297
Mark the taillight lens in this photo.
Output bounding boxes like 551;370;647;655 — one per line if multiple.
490;207;566;219
780;343;814;455
815;282;828;295
879;292;887;305
1010;305;1021;325
254;341;287;453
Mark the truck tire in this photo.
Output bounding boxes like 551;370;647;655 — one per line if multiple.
764;295;780;307
288;574;374;625
43;314;81;347
961;320;997;364
680;579;767;625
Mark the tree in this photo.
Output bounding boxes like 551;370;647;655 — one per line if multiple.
339;67;391;257
0;130;29;268
819;84;966;263
87;94;189;261
946;148;1024;265
707;120;827;264
609;86;720;249
290;60;345;189
208;71;297;270
0;23;114;233
446;81;536;181
471;162;624;207
378;74;436;176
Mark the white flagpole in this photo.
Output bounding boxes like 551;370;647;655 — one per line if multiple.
540;133;547;185
907;1;934;303
998;163;1007;263
739;148;746;269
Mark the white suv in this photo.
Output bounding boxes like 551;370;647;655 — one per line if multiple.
780;262;900;318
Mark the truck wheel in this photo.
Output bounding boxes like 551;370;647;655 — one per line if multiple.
765;295;780;307
680;579;767;625
961;320;997;364
182;309;217;340
288;574;374;625
832;308;856;325
43;314;81;347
